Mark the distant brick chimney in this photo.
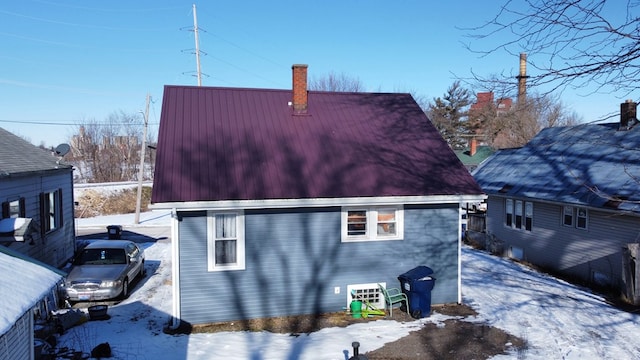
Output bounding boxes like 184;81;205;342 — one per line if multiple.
470;138;477;156
292;64;308;113
620;100;637;130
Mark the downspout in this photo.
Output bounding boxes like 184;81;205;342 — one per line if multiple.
168;208;182;330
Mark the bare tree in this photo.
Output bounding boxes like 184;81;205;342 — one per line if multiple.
309;72;364;92
483;93;581;149
466;0;640;97
69;112;147;183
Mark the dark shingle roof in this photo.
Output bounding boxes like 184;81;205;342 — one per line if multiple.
473;123;640;213
151;85;483;203
0;127;71;177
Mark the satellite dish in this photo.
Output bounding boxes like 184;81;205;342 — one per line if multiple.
55;143;70;156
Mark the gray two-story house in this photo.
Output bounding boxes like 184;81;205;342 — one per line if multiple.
473;101;640;299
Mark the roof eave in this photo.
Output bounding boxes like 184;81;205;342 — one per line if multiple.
150;194;488;211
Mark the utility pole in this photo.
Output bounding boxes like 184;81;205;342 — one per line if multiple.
134;94;150;224
193;3;202;86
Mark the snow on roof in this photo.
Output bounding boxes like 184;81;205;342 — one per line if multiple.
0;249;63;335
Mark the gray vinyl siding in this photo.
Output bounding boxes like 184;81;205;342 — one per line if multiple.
0;170;75;267
0;312;30;360
177;204;460;325
487;195;640;288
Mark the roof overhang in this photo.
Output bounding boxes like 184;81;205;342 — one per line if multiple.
149;194;488;211
486;193;640;217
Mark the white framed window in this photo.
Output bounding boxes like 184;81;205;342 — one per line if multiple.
41;189;62;233
514;200;523;229
561;206;588;230
1;198;25;219
524;202;533;231
342;206;403;242
576;207;588;229
563;206;574;226
207;211;245;271
505;199;513;227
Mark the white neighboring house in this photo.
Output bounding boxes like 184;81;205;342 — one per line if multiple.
0;247;64;360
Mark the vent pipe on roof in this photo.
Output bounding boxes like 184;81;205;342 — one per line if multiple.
620;100;638;131
292;64;308;113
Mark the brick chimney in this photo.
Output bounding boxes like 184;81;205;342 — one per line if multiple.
292;64;308;113
470;138;477;156
620;99;637;130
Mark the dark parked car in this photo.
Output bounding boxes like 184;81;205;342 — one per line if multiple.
62;240;145;301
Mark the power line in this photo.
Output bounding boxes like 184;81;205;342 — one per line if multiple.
0;119;159;126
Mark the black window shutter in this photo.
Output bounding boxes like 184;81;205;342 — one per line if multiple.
19;197;26;218
1;202;8;218
58;189;63;226
39;192;46;235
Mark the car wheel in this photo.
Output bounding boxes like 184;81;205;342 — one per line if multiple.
140;261;146;278
120;279;129;299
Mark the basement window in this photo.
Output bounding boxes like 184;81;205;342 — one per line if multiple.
347;282;386;310
342;206;403;242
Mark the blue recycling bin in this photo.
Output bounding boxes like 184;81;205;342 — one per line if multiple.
398;266;436;318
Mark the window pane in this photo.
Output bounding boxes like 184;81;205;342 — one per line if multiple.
377;210;396;236
377;223;396;236
216;214;236;238
347;210;367;236
563;215;573;226
525;202;533;231
515;200;523;215
515;215;522;229
525;202;533;217
577;208;587;229
215;239;237;265
9;200;19;218
506;199;513;214
515;200;523;229
505;199;513;227
563;206;573;226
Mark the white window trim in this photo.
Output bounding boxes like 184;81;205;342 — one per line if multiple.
207;210;245;272
524;201;533;231
514;200;523;229
576;207;588;230
341;206;404;242
561;206;588;230
505;198;514;227
562;205;574;227
43;189;62;233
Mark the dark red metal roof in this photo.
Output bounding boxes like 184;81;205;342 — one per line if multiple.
151;85;482;203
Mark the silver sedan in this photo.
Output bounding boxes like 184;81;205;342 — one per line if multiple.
62;240;146;302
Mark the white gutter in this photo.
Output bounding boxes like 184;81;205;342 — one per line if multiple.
150;194;487;211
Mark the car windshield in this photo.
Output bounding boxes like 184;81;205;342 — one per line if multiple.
77;248;127;265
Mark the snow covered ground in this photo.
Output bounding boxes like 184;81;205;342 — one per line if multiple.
54;210;640;359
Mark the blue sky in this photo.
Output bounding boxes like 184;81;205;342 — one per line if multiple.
0;1;628;147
